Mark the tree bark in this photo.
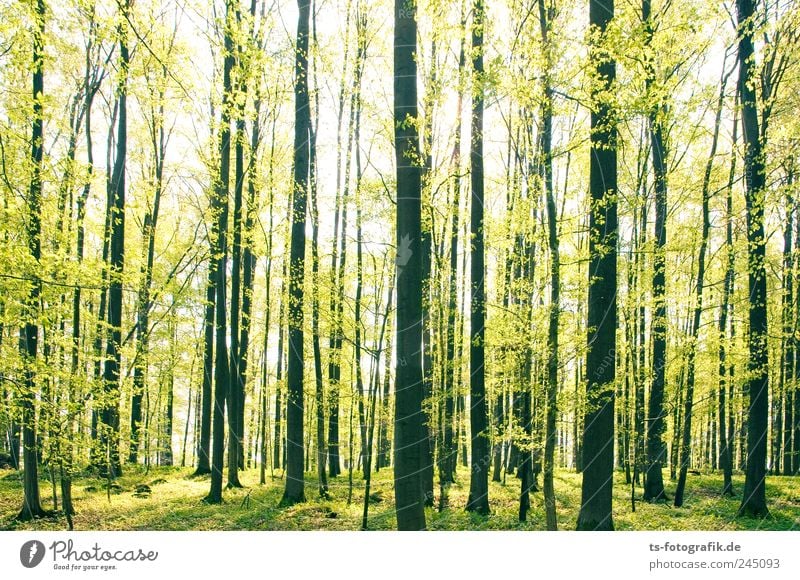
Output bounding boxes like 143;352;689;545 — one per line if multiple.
539;0;559;531
780;169;794;475
736;0;770;518
393;0;427;530
642;0;668;502
100;0;131;479
204;0;235;505
17;0;48;521
577;0;617;531
466;0;490;516
281;0;311;506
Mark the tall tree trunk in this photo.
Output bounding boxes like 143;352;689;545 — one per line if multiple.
90;96;119;469
17;0;48;521
642;0;668;502
100;0;131;479
736;0;770;518
281;0;311;506
227;76;246;489
466;0;490;516
780;170;794;475
393;0;427;531
204;0;235;504
577;0;617;531
539;0;559;531
305;0;328;498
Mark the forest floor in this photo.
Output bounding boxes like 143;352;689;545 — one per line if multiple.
1;465;798;531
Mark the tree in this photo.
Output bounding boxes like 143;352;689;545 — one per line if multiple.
466;0;490;517
736;0;769;518
100;0;131;480
281;0;311;506
204;0;236;505
538;0;559;531
641;0;668;503
779;167;795;476
308;0;328;499
577;0;617;532
393;0;427;531
227;5;248;487
17;0;48;521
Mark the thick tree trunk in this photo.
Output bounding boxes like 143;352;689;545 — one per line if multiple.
101;0;131;479
736;0;770;518
466;0;490;516
204;0;235;505
281;0;311;506
642;0;668;502
393;0;427;530
577;0;617;531
17;0;48;521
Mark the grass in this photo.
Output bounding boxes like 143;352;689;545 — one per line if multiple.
1;464;798;531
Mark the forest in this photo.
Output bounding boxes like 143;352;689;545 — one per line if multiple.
0;0;799;532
